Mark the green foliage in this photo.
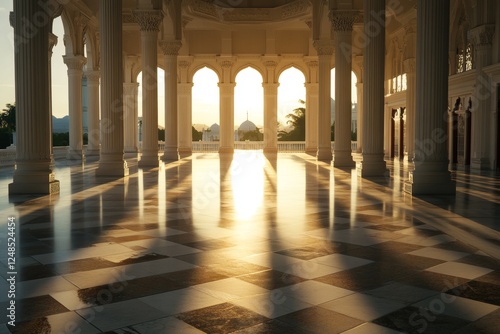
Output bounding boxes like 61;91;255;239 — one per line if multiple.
53;132;69;146
278;100;306;141
192;126;202;141
240;129;263;141
158;128;165;141
0;104;16;133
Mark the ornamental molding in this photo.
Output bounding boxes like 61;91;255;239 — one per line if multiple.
468;24;495;48
281;0;309;19
313;40;334;56
123;12;135;24
63;55;87;71
306;60;319;68
329;11;358;33
159;40;182;56
217;57;236;69
133;10;163;32
84;70;100;82
178;60;192;69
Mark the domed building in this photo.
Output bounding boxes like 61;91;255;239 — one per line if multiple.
236;119;262;141
202;123;220;141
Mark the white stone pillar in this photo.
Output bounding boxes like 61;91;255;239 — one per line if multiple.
357;0;387;177
96;0;129;177
218;58;236;154
404;0;454;195
160;40;182;161
123;82;139;153
263;82;279;154
313;40;333;162
469;25;495;170
305;59;319;155
85;70;100;156
403;59;416;164
331;11;356;168
178;83;193;157
48;33;58;166
134;10;163;167
63;55;86;160
10;1;59;195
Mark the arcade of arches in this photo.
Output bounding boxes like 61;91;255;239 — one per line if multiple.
8;0;500;197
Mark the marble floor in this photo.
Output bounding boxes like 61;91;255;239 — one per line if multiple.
0;151;499;334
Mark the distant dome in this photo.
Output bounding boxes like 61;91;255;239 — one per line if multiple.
210;123;220;131
238;120;257;132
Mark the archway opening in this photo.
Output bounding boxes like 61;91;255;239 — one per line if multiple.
331;69;358;141
277;67;306;141
235;67;263;141
192;67;220;141
136;68;165;142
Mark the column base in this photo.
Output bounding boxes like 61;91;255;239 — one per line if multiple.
67;148;84;160
96;153;129;177
9;179;60;195
317;146;332;162
138;154;160;168
403;153;414;166
356;153;388;177
332;150;355;168
263;147;278;155
305;147;317;156
219;147;234;154
404;161;455;195
162;147;179;162
178;147;192;158
471;158;491;171
86;148;101;157
124;147;138;154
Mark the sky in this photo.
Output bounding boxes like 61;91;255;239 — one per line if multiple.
0;3;357;129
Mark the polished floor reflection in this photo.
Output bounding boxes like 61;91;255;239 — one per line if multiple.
0;152;499;333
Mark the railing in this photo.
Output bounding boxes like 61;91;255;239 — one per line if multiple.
192;141;220;152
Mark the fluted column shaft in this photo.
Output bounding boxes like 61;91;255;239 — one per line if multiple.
64;55;86;160
134;10;162;167
357;0;387;176
48;33;57;166
314;41;333;162
404;61;416;164
332;12;356;167
10;0;60;194
96;0;128;177
178;81;193;156
85;70;100;156
161;40;182;161
305;60;319;155
263;83;279;154
219;82;236;154
123;82;139;153
405;0;454;195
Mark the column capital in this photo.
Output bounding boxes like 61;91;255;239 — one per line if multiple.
304;82;319;94
305;59;318;68
84;70;100;82
313;40;334;56
178;60;192;69
178;82;194;95
63;55;87;71
329;10;359;32
49;33;58;52
133;10;163;32
159;40;182;56
468;24;495;49
403;58;416;74
262;82;280;90
217;57;236;69
218;82;236;94
123;82;139;95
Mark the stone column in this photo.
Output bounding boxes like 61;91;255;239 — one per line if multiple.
353;55;363;154
262;59;279;154
178;83;193;157
403;59;416;164
134;9;163;167
48;33;58;166
96;0;129;177
160;40;182;161
357;0;387;177
218;58;236;154
10;1;60;194
313;40;334;162
331;11;356;168
404;0;454;195
305;59;319;155
403;20;417;165
469;24;495;170
263;83;279;154
63;55;86;160
123;82;139;153
85;70;100;156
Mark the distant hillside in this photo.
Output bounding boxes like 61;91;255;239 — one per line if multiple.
52;115;69;133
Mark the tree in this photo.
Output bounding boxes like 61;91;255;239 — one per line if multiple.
240;128;263;141
192;126;202;141
0;104;16;133
278;99;306;141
